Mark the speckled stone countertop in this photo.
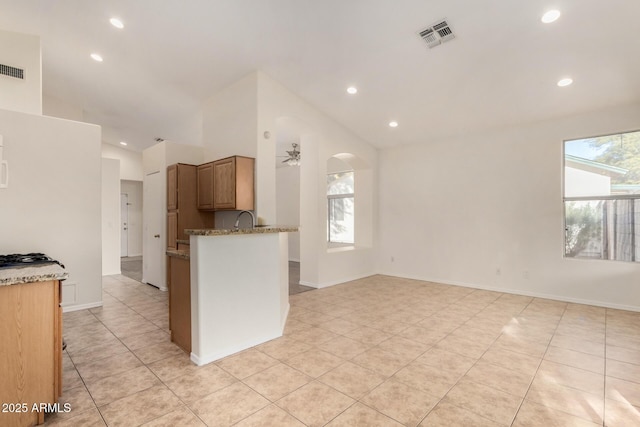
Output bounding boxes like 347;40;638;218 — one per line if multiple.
166;250;190;260
0;263;68;286
185;226;298;236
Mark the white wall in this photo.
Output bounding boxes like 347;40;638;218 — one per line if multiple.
101;143;144;181
43;94;84;121
200;71;378;287
276;166;300;261
0;30;41;115
101;158;120;275
121;180;143;257
0;108;102;311
256;72;378;288
202;73;258;162
378;102;640;311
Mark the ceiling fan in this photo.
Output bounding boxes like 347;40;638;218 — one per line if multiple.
279;143;301;166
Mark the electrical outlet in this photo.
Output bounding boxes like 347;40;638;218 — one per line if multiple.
390;256;395;262
523;270;529;279
496;268;501;276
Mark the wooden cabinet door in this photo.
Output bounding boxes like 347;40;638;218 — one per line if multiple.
197;162;214;210
169;256;191;352
167;164;178;210
235;156;255;211
213;157;236;209
55;281;62;398
167;211;178;250
0;281;57;427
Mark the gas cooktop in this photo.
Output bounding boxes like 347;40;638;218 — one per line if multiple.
0;253;65;269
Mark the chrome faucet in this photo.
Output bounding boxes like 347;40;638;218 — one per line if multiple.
234;210;255;229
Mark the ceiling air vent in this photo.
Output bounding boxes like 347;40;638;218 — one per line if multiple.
418;19;455;49
0;63;25;80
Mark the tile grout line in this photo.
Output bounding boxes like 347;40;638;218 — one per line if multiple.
506;299;568;426
69;281;199;426
102;283;211;427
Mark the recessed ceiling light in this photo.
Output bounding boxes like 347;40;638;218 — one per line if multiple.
541;10;561;23
119;141;127;146
110;18;124;29
557;77;573;87
347;86;358;94
389;121;399;128
90;53;103;62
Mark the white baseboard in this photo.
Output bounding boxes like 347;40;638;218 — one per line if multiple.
102;270;121;276
190;331;283;366
299;272;377;289
280;303;290;332
62;301;103;313
375;271;640;313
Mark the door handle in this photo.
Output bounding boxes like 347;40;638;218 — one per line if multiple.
154;234;160;238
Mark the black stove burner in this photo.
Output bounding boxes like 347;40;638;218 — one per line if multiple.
0;253;65;269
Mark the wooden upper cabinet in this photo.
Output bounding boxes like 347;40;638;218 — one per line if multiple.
196;162;214;210
167;164;178;210
213;157;236;209
197;156;254;211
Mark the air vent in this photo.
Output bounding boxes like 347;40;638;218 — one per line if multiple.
0;64;24;80
418;19;455;49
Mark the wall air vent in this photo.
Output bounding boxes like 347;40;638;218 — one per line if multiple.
0;63;25;80
418;19;455;49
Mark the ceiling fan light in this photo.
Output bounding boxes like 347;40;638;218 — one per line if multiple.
284;143;301;166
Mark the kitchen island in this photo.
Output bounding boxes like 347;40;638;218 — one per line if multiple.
184;226;297;366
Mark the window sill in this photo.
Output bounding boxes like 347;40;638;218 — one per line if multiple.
327;244;355;253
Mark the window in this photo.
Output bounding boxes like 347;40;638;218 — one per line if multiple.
327;171;354;245
564;130;640;261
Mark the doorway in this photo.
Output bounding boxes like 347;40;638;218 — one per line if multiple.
143;171;163;288
119;180;144;282
121;193;129;257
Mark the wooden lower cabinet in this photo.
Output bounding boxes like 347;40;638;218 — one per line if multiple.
0;280;62;427
168;256;191;353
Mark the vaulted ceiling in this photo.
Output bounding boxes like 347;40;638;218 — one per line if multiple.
1;0;639;152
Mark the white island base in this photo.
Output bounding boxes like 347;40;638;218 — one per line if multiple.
188;230;291;366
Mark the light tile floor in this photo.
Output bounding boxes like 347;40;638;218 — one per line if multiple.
45;274;640;426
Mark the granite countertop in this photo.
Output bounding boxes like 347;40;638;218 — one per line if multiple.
0;263;68;286
166;250;190;260
185;226;298;236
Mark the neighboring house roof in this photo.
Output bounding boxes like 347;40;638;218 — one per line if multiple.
565;154;628;177
611;184;640;195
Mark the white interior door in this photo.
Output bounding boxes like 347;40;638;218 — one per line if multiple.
143;171;163;287
120;193;129;257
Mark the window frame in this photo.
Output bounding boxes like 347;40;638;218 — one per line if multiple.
327;170;355;246
562;129;640;262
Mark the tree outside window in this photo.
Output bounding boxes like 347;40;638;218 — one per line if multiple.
564;130;640;261
327;171;354;244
